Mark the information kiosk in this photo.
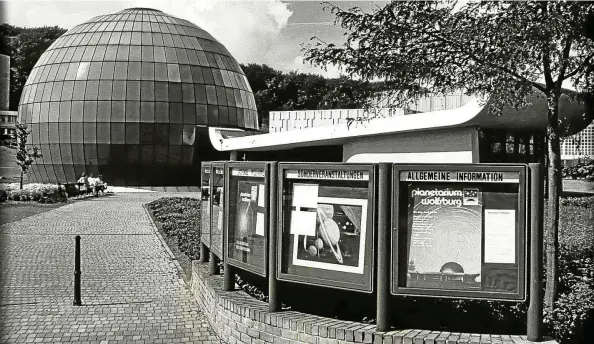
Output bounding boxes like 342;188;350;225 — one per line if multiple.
210;162;226;260
277;163;376;292
200;162;211;249
391;164;528;301
225;162;271;276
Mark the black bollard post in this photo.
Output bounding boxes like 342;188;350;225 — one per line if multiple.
73;235;81;306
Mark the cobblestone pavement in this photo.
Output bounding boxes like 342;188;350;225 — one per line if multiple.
0;193;221;344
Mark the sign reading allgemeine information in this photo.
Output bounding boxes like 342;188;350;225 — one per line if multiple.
278;163;376;292
392;164;528;301
225;162;270;277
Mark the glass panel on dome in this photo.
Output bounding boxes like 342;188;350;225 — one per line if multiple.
168;83;182;102
139;123;154;144
111;101;126;122
140;145;154;164
140;101;155;122
114;62;129;80
126;123;140;143
126;101;140;122
155;102;169;122
126;81;140;100
98;80;113;100
127;62;141;80
181;83;194;103
97;123;110;143
83;123;97;143
169;103;183;123
83;101;97;122
166;64;181;82
154;81;168;101
111;123;125;144
112;81;126;99
154;124;169;144
100;62;115;79
71;101;84;122
140;81;155;101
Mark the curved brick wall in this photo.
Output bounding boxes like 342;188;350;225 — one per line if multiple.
190;262;547;344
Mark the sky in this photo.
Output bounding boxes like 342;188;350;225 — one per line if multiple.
2;0;388;78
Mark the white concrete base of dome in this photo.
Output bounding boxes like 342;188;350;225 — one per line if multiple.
109;186;156;193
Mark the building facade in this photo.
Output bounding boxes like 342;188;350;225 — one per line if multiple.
18;8;258;186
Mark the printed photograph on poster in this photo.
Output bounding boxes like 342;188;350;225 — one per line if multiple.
406;184;482;290
231;180;266;262
291;196;367;274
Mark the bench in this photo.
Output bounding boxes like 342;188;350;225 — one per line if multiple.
59;183;86;198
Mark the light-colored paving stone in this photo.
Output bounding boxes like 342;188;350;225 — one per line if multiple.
0;192;220;344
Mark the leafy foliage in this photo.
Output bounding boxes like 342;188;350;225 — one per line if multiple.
2;24;66;110
146;197;202;260
304;0;594;313
562;157;594;181
15;123;42;189
0;183;68;203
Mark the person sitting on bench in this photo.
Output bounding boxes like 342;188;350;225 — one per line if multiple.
88;174;107;196
77;172;90;195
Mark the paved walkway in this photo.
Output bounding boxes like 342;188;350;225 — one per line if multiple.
0;193;220;344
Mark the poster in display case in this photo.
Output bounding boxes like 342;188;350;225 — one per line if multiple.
277;163;376;292
210;162;226;259
200;162;211;248
391;164;527;301
225;162;270;276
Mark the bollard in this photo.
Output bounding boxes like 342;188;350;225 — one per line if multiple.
527;163;544;341
223;262;234;291
73;235;81;306
376;163;390;332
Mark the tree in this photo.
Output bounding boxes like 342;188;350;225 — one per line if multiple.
8;26;66;110
304;1;594;311
15;123;42;189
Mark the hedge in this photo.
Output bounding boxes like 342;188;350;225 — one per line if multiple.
0;183;68;203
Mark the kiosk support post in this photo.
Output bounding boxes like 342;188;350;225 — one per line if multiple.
223;164;234;291
527;163;544;342
199;243;208;263
268;162;280;312
376;163;390;332
210;251;219;275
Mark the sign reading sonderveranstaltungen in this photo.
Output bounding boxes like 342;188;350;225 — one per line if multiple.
392;164;528;301
286;169;370;181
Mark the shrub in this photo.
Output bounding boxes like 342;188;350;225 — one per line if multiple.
0;183;68;203
0;189;7;202
563;157;594;180
147;197;202;260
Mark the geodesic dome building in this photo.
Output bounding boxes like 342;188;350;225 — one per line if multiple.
18;7;258;186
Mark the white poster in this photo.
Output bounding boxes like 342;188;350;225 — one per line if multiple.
255;212;265;236
290;183;318;236
484;209;516;264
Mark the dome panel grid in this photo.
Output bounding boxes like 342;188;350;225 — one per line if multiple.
18;7;257;186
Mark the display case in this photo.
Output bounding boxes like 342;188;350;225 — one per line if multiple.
225;162;271;277
200;162;211;249
391;164;528;301
210;162;226;259
277;163;376;292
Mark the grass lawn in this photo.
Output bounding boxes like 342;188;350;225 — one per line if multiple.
0;201;68;226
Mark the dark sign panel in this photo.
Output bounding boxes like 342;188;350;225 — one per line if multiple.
391;164;527;301
225;162;270;276
278;163;376;292
200;162;211;248
210;162;226;259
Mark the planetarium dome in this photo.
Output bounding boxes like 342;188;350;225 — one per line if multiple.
18;7;258;186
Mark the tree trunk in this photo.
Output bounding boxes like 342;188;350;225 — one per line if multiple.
544;96;561;312
20;170;24;190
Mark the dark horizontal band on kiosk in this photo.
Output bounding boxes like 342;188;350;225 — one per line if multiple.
290;206;317;212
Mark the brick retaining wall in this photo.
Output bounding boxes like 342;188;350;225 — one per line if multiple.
190;261;555;344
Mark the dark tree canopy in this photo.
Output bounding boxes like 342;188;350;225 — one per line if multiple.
241;63;379;130
2;24;66;110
